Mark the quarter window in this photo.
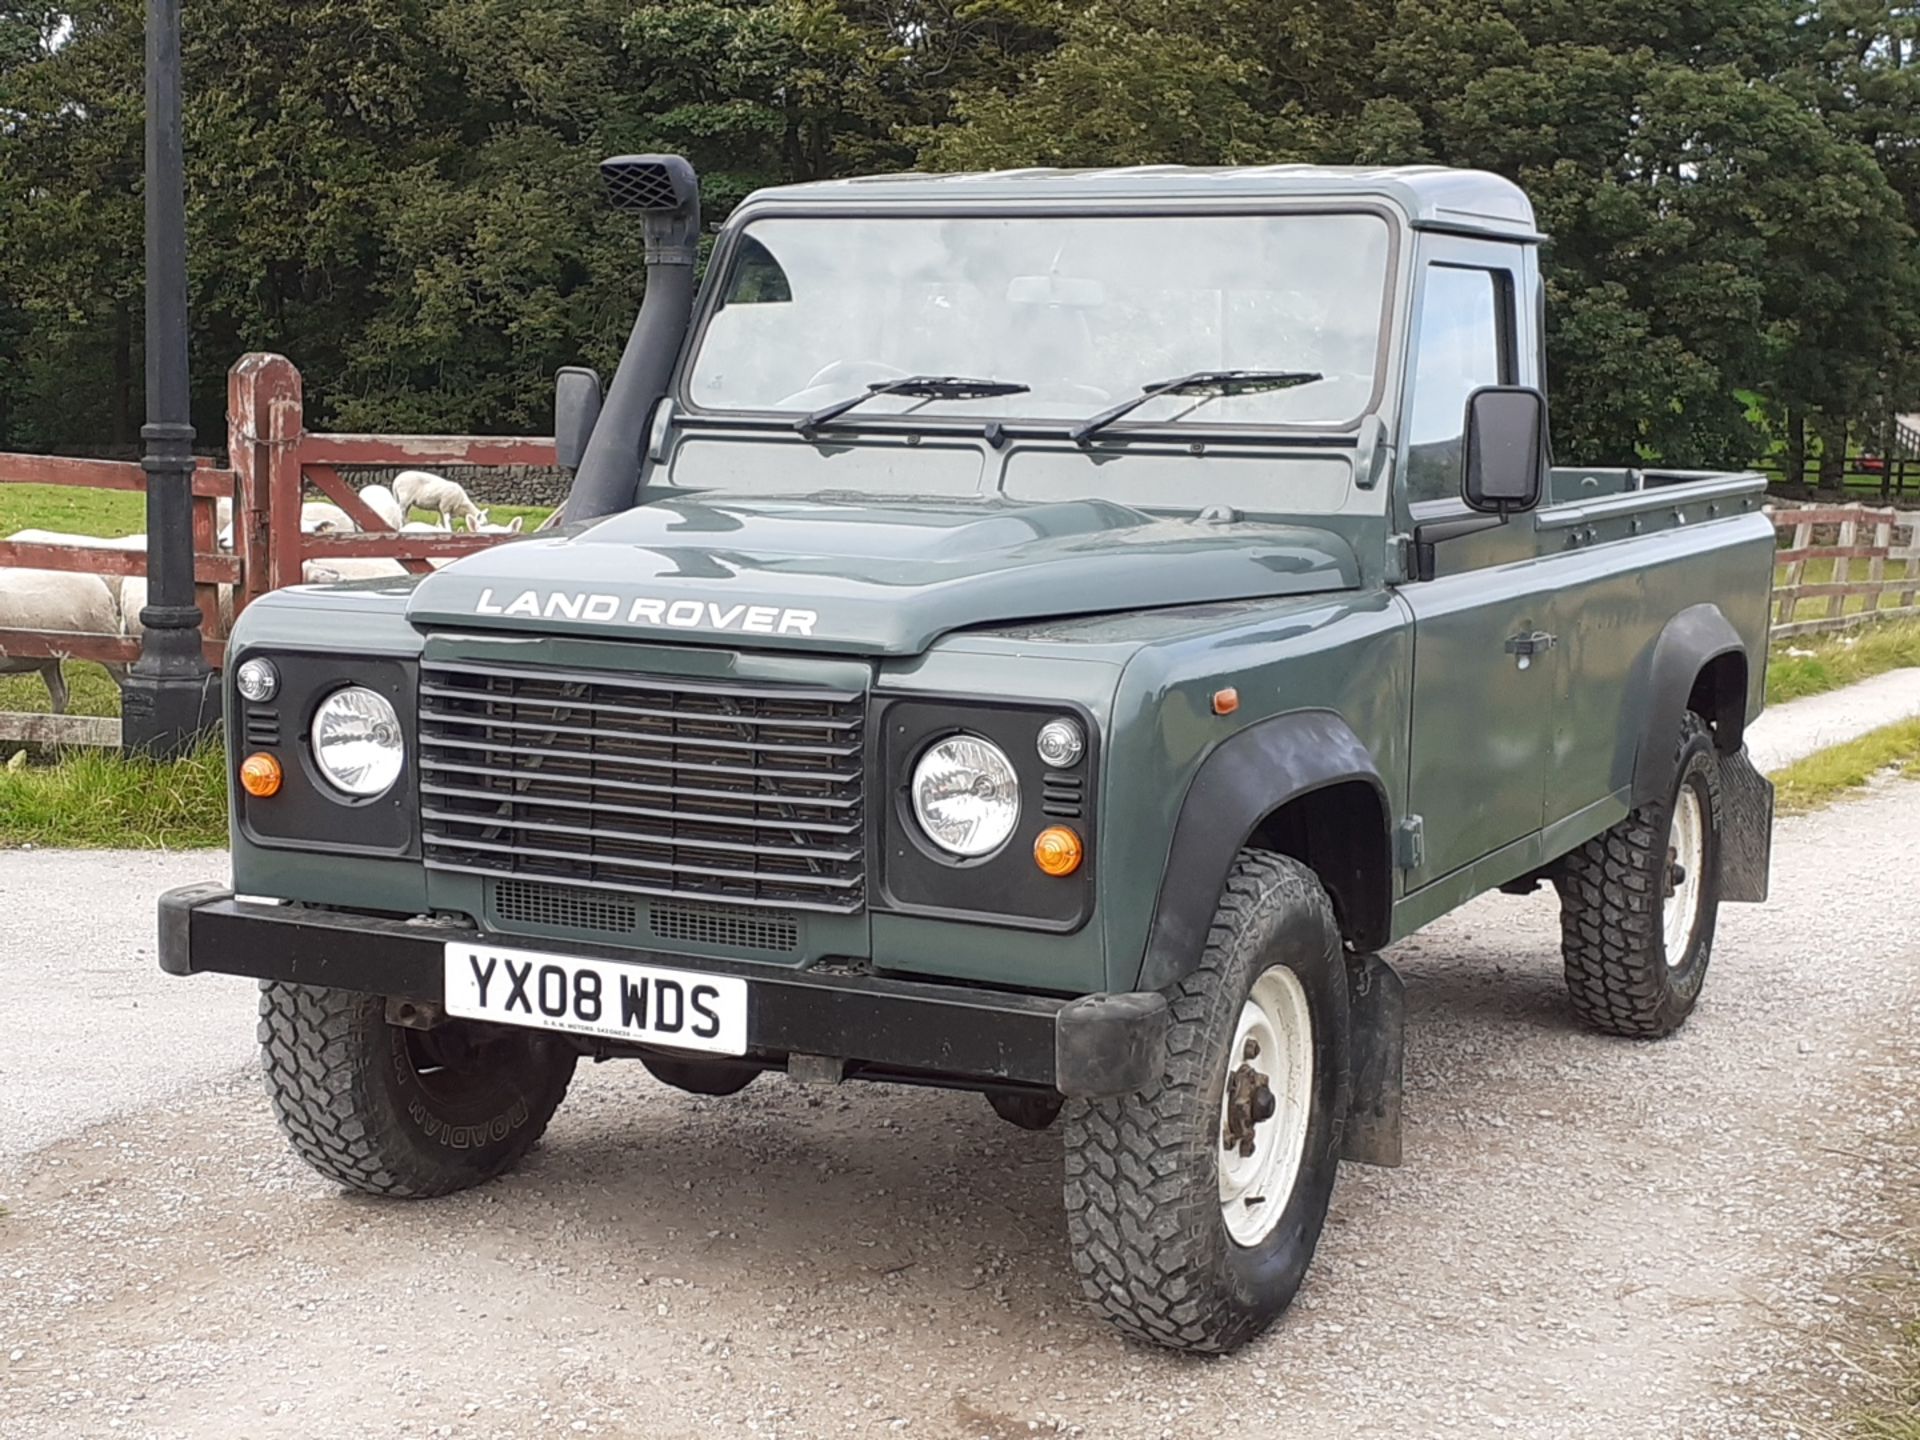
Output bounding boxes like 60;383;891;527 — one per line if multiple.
1404;266;1512;504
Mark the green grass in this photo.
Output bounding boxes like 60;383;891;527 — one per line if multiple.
1768;618;1920;705
1851;1325;1920;1438
0;482;147;538
1770;717;1920;814
0;663;122;717
0;745;227;848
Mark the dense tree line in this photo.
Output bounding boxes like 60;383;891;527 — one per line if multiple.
1;0;1916;471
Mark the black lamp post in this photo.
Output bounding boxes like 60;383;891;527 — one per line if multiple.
122;0;212;755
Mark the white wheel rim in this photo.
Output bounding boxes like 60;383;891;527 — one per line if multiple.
1663;783;1706;965
1217;965;1314;1248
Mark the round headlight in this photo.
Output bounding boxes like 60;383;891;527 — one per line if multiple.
235;657;278;704
310;686;405;797
911;734;1021;857
1035;717;1085;769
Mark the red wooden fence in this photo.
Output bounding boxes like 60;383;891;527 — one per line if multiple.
1;351;555;746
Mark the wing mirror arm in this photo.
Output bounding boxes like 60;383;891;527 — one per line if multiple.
1411;512;1508;582
1410;386;1549;582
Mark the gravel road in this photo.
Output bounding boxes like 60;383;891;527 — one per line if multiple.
0;850;253;1162
1746;666;1920;771
1;779;1915;1440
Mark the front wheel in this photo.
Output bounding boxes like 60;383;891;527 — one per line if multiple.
258;983;576;1198
1555;710;1723;1037
1062;850;1349;1354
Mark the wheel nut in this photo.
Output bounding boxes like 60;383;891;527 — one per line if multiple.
1251;1085;1277;1124
1242;1037;1260;1061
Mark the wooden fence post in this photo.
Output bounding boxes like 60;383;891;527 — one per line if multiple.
227;353;304;605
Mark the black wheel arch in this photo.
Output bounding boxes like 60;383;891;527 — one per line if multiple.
1135;709;1393;993
1632;603;1752;808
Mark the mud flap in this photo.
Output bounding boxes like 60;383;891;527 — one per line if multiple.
1340;952;1405;1168
1718;745;1773;904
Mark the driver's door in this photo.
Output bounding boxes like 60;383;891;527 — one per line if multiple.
1397;242;1551;888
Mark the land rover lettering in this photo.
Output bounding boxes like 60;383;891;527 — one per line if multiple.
472;588;816;636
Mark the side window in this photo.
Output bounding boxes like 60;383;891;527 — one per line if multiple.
1403;265;1512;505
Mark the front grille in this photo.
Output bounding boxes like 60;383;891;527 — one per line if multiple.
418;659;867;914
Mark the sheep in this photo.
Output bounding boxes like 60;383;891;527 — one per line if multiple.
393;469;485;531
356;483;405;531
468;511;524;534
7;530;146;609
400;517;453;535
300;501;356;533
117;576;235;643
0;568;121;713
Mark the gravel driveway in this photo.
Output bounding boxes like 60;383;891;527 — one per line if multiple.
1;785;1916;1440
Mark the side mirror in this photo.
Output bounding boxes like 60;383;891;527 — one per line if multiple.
555;367;604;472
1462;386;1546;514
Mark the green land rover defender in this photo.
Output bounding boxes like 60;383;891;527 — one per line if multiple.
160;157;1776;1354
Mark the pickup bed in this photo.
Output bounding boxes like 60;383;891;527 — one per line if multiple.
160;158;1775;1354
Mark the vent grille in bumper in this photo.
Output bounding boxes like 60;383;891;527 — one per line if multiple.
419;659;867;915
650;901;799;954
494;878;639;936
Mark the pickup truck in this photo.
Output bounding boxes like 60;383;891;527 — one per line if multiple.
159;157;1776;1355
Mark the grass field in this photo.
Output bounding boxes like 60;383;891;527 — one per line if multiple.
1767;618;1920;705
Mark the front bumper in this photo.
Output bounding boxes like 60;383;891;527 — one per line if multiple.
157;884;1168;1098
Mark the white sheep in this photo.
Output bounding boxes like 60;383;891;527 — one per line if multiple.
393;470;485;531
468;512;524;534
356;483;405;531
7;530;147;609
117;576;235;643
301;558;410;583
400;517;452;534
300;501;356;533
0;568;121;713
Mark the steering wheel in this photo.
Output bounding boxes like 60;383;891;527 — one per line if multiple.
774;359;909;408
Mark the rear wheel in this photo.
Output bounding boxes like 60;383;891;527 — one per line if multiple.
1062;850;1348;1354
1555;710;1723;1037
258;983;576;1198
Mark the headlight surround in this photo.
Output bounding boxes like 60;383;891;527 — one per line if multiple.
309;685;406;798
910;733;1022;857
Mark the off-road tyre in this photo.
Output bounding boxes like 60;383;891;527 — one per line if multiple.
258;982;576;1198
642;1055;762;1097
987;1091;1065;1131
1555;710;1723;1038
1062;850;1349;1354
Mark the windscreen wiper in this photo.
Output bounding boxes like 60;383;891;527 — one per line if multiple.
795;375;1031;435
1068;369;1325;443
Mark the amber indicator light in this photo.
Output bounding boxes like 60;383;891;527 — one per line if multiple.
240;752;283;798
1212;687;1240;716
1033;825;1084;877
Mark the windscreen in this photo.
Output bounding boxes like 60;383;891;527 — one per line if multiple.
685;211;1393;429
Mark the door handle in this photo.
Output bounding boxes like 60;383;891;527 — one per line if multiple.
1504;631;1557;658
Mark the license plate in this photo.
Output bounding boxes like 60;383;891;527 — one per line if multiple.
443;941;749;1056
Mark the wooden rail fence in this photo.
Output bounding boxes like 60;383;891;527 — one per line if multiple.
1769;504;1920;639
1;352;554;747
